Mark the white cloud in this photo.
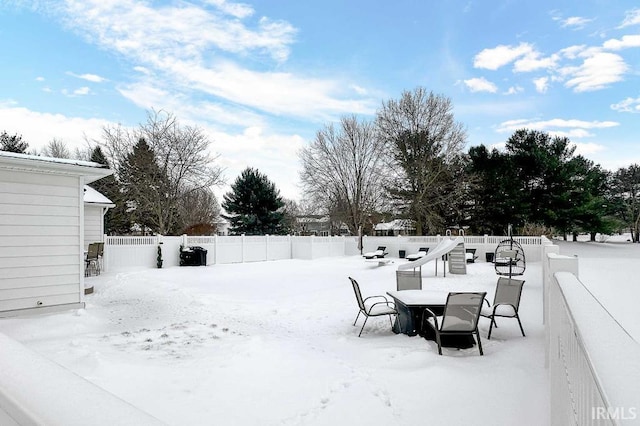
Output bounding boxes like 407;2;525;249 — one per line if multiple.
563;51;628;92
463;77;498;93
473;43;534;70
0;100;304;199
117;80;267;128
43;0;374;121
514;52;559;72
504;86;523;95
133;66;151;75
203;0;254;19
0;101;111;148
547;129;594;138
603;35;640;50
73;86;91;95
611;97;640;113
58;0;297;62
35;76;45;82
560;16;593;29
209;126;305;200
497;118;619;135
559;45;587;59
533;77;549;93
350;85;368;95
618;8;640;28
67;71;107;83
572;141;606;156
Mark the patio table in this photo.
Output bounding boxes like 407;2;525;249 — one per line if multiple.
386;290;476;349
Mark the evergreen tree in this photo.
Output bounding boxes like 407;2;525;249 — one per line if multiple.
222;168;286;235
611;164;640;242
466;145;520;234
89;146;131;234
119;138;173;234
0;131;28;153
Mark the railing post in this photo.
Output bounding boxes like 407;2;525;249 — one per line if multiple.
545;252;578;370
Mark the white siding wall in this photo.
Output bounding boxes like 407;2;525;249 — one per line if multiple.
84;205;103;249
0;169;82;313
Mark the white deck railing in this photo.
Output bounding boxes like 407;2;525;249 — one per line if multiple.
0;333;162;426
546;253;640;425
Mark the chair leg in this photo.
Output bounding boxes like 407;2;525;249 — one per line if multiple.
435;332;442;355
353;311;361;326
487;317;494;340
516;314;526;337
476;330;484;356
358;317;368;337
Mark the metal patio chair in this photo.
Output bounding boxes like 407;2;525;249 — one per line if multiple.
349;277;397;337
481;277;526;339
421;292;487;355
85;243;100;277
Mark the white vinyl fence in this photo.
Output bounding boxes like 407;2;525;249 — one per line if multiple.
102;235;348;273
544;242;640;425
103;234;543;273
351;234;543;262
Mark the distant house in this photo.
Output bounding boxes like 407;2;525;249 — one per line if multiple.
214;218;230;236
83;185;114;248
0;152;112;316
296;215;350;236
374;219;416;236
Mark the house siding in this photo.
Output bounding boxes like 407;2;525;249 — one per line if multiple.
0;169;82;313
84;205;103;248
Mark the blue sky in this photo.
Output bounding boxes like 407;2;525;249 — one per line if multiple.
1;1;639;200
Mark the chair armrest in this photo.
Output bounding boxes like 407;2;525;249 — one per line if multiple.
365;300;396;314
363;295;388;304
421;307;439;330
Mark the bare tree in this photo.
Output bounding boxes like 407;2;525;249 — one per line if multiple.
376;88;467;234
41;138;71;159
300;115;386;236
97;109;224;235
178;187;221;235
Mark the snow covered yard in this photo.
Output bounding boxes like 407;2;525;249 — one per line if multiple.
0;256;549;426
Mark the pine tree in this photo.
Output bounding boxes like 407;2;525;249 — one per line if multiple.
0;131;29;153
119;138;173;235
222;168;286;235
89;146;131;234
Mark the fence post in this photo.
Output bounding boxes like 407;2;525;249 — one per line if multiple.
242;234;246;263
310;235;315;259
181;234;187;248
265;234;270;261
214;234;218;265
